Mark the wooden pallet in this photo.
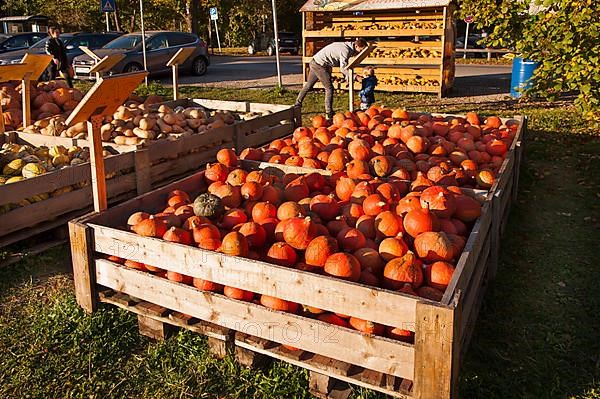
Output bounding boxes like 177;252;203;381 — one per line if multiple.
0;101;300;248
99;289;414;398
68;141;525;398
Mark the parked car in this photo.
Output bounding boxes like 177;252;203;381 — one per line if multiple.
0;32;121;69
248;32;299;56
72;31;210;80
0;32;46;54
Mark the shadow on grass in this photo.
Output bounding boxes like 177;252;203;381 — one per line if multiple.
460;125;600;398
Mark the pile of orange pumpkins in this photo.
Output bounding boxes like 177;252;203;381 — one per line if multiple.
238;108;518;190
114;109;489;341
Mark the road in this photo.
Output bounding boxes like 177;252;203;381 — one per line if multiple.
163;55;512;98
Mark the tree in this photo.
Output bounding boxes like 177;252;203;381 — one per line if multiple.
457;0;600;119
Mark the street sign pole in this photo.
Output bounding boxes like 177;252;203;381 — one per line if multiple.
463;16;473;59
140;0;148;85
271;0;283;88
101;0;115;31
210;8;221;54
105;13;110;31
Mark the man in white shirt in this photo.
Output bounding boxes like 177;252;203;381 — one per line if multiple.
295;38;368;120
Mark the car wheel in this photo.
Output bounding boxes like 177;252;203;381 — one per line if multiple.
192;57;208;76
267;46;274;56
123;63;143;73
248;45;255;55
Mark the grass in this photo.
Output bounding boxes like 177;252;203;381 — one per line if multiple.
1;87;599;398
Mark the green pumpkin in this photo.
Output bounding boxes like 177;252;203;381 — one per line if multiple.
193;193;224;220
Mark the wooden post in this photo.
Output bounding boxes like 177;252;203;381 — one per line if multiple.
69;221;98;312
21;72;32;128
348;68;354;112
414;301;460;399
0;102;5;134
172;65;179;101
87;114;108;212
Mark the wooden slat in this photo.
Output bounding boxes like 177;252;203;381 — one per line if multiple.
0;151;134;206
95;260;415;379
90;226;420;329
441;200;493;305
146;126;234;161
459;238;491;341
149;145;224;184
234;339;413;399
414;301;458;399
236;122;294;150
1;173;135;237
69;221;97;312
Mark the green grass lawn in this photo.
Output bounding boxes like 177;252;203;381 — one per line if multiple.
1;87;599;398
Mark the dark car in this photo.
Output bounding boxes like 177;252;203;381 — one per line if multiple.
72;31;210;80
0;32;121;68
0;32;46;54
248;32;299;56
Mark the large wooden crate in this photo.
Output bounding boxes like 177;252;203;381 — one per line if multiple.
69;131;523;398
0;101;299;248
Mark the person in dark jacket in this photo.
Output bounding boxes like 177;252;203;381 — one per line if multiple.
295;38;368;120
45;27;73;88
358;66;377;110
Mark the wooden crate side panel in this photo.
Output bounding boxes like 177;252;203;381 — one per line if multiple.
146;126;234;161
69;221;97;312
441;200;493;305
0;152;134;206
0;173;135;237
95;260;416;380
236;123;294;150
90;225;420;330
148;145;226;185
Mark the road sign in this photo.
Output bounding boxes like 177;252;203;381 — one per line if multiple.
101;0;115;13
464;15;474;24
210;7;218;21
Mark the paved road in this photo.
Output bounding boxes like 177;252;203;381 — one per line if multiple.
163;55;512;98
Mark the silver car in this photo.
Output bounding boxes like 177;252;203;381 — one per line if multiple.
72;31;210;80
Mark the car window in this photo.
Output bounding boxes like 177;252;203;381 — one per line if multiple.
68;36;93;49
104;35;144;49
6;35;30;48
167;32;196;46
29;34;45;45
31;37;49;49
147;34;169;50
91;34;118;48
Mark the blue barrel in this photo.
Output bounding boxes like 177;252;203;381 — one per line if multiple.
510;57;539;98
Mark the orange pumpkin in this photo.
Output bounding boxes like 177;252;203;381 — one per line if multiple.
336;227;366;252
383;252;424;290
378;237;409;261
425;261;455;291
216;148;238;167
252;201;277;223
266;242;298;267
220;232;249;257
305;236;339;268
192;278;224;292
224;286;254;301
374;211;404;238
413;231;454;263
349;317;384;335
283;217;318;250
362;193;389;216
324;253;361;282
237;222;267;249
240;181;263;201
260;295;299;313
353;248;384;274
309;194;340;221
403;208;439;238
162;226;193;245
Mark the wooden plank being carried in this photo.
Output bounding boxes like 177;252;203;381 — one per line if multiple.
95;260;416;380
90;225;421;330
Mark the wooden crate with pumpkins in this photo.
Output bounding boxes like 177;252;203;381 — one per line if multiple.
0;89;299;247
69;108;525;399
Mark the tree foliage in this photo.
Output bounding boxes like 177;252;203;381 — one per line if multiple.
0;0;305;47
457;0;600;119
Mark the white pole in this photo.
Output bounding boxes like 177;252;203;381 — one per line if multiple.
105;13;110;31
213;20;221;53
139;0;148;85
463;22;469;59
271;0;283;88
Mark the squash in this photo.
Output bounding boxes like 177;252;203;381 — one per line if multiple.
193;193;224;220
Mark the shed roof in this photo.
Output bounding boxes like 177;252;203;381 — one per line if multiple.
300;0;450;12
0;15;49;22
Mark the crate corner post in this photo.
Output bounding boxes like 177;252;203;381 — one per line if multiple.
414;298;461;399
69;220;98;313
